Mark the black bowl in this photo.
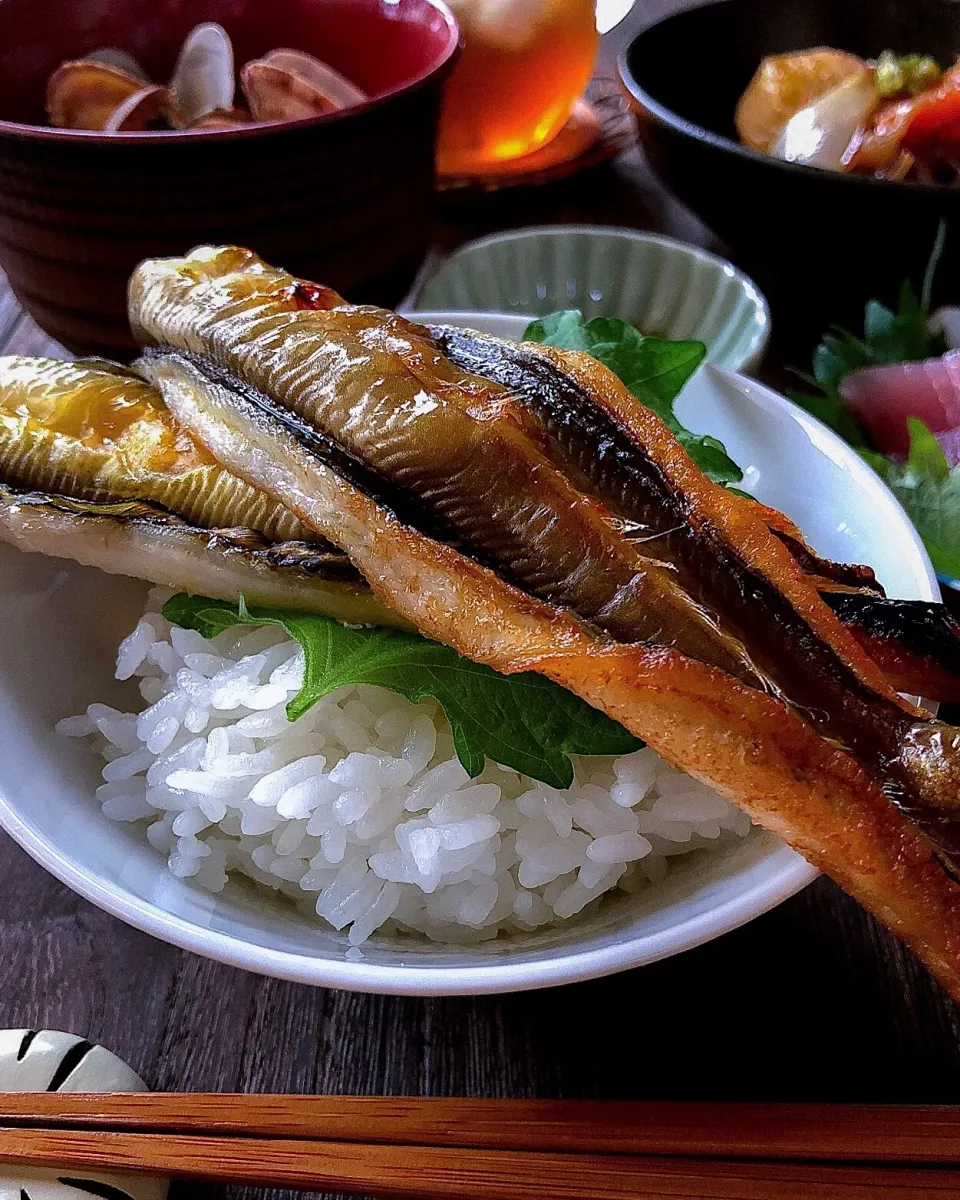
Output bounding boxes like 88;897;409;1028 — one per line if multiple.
619;0;960;340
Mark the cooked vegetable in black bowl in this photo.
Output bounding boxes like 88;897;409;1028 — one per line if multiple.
619;0;960;335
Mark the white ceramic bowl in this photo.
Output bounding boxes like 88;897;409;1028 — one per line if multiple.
0;313;937;995
413;226;771;372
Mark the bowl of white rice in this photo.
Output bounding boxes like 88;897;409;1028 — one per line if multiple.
0;316;938;994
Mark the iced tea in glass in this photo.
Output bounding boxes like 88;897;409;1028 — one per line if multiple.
437;0;598;175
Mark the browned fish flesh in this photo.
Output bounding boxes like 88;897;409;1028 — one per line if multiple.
427;324;960;807
131;252;960;812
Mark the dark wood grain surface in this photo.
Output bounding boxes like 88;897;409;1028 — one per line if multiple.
0;4;958;1199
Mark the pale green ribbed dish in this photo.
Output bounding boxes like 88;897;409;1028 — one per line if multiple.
415;225;770;373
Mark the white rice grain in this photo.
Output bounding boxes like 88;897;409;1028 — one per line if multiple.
64;604;754;946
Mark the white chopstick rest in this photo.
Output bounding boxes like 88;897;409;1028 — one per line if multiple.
0;1029;167;1200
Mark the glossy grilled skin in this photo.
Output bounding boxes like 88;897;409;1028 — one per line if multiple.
825;595;960;702
427;325;960;809
0;355;317;543
709;498;960;698
126;246;960;998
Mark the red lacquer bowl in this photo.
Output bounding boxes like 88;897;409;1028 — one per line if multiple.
0;0;459;356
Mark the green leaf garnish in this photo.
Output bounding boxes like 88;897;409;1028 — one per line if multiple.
524;311;743;486
860;419;960;581
162;594;642;789
790;219;949;444
788;224;956;578
874;50;941;98
791;280;946;444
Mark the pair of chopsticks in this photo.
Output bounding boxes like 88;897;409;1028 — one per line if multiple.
1;1095;959;1199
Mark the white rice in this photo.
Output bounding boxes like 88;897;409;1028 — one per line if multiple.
60;596;753;946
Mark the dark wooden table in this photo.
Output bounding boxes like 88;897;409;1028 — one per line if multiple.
1;4;959;1198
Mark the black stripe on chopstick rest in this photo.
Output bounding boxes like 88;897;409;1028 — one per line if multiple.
47;1041;94;1092
59;1181;136;1200
59;1180;136;1200
16;1030;37;1061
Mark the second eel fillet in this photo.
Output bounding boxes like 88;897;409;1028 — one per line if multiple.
427;324;960;807
0;355;313;541
129;245;960;997
0;482;403;628
0;355;406;627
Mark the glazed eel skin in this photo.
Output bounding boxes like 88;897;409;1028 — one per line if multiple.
694;488;960;700
9;353;948;684
0;356;409;626
129;245;960;996
0;355;315;543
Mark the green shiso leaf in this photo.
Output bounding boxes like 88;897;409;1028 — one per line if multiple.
524;311;743;486
162;594;642;790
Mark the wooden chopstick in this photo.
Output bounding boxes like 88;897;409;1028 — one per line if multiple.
0;1095;959;1165
3;1127;960;1200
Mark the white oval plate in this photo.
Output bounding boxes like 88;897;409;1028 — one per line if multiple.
0;313;937;995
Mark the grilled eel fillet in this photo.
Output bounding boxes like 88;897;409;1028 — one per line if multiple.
0;355;316;542
1;350;954;696
7;353;946;687
0;482;405;629
0;355;414;626
429;328;960;702
126;244;960;996
129;249;958;795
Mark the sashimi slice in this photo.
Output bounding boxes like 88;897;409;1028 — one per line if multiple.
839;349;960;456
936;427;960;468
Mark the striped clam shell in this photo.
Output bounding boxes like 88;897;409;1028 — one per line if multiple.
0;1029;167;1200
